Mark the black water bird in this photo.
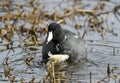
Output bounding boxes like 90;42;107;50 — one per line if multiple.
41;23;87;64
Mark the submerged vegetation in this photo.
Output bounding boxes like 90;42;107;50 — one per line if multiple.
0;0;120;83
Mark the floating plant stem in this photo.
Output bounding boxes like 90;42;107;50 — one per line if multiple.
90;72;92;83
107;63;110;82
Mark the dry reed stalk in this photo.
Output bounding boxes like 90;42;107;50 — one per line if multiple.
90;72;92;83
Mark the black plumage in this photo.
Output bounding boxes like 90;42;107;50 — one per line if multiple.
41;23;87;64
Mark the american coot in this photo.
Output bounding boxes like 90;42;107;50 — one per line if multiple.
41;23;87;64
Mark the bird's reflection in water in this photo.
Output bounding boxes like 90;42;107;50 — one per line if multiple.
44;61;84;83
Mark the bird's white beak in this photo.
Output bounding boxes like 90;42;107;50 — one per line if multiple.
47;31;53;44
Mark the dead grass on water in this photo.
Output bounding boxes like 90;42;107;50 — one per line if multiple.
0;0;120;83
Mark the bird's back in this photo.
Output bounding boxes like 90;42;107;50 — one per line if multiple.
59;34;87;63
